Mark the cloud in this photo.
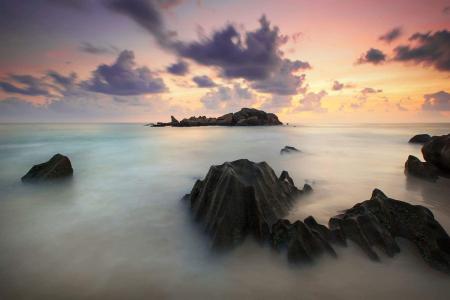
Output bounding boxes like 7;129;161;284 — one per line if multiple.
47;71;78;90
82;50;167;95
166;60;189;75
379;27;403;43
357;48;387;65
393;30;450;72
296;90;328;112
361;87;382;95
0;74;51;96
250;59;308;95
200;83;255;110
192;75;216;87
332;80;344;91
46;0;90;10
79;42;119;55
444;6;450;15
422;91;450;111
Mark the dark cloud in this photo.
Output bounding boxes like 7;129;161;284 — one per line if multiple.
200;83;255;110
46;0;90;10
166;60;189;75
0;74;51;96
250;59;308;95
422;91;450;111
393;30;450;71
444;6;450;15
357;48;387;65
361;87;382;94
379;27;403;43
332;81;344;91
296;90;327;112
192;75;216;88
79;42;119;55
47;71;78;90
82;50;167;95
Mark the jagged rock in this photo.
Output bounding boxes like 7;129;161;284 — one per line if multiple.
21;154;73;183
151;108;282;127
404;155;439;182
185;159;311;250
422;134;450;172
329;189;450;274
409;134;432;144
280;146;300;155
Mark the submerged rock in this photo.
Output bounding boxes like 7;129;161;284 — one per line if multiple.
422;134;450;172
280;146;300;155
151;108;283;127
330;189;450;273
404;155;439;182
185;159;311;250
22;154;73;183
409;134;432;144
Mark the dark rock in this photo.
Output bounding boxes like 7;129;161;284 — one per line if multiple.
22;154;73;183
422;134;450;172
329;189;450;274
404;155;439;182
151;108;283;127
409;134;432;144
280;146;301;155
185;159;311;250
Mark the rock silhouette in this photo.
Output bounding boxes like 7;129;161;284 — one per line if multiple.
409;134;432;144
22;154;73;183
404;155;439;182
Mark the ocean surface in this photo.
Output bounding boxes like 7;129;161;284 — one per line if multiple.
0;123;449;299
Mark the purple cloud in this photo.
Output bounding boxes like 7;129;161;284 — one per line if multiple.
166;60;189;75
379;27;403;43
357;48;387;65
192;75;216;88
422;91;450;111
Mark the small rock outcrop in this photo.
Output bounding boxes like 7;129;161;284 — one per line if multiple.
330;189;450;273
422;134;450;172
280;146;300;155
184;159;311;250
409;134;432;144
22;154;73;183
404;155;439;182
151;108;283;127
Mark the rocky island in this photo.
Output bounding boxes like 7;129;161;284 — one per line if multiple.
150;108;282;127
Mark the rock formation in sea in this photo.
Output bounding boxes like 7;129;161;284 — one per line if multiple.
151;108;283;127
280;146;301;155
186;159;450;274
409;134;432;144
404;155;439;182
21;154;73;183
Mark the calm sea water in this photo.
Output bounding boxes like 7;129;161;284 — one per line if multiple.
0;123;449;299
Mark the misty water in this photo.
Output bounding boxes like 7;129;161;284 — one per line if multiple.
0;123;449;299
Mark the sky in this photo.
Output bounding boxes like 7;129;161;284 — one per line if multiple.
0;0;449;123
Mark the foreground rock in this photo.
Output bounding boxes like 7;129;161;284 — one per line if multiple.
409;134;432;144
22;154;73;183
330;189;450;273
280;146;301;155
404;155;439;182
184;159;311;250
185;160;450;274
151;108;282;127
422;134;450;172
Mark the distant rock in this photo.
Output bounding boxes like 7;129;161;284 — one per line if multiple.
409;134;432;144
184;159;311;250
329;189;450;274
22;154;73;183
150;108;283;127
404;155;439;182
280;146;300;155
422;134;450;172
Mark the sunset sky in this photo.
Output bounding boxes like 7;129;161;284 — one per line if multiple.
0;0;449;123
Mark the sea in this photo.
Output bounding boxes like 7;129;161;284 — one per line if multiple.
0;123;449;299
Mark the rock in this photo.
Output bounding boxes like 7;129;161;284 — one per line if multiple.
151;108;283;127
409;134;432;144
185;159;311;250
404;155;439;182
21;154;73;183
422;134;450;172
280;146;301;155
329;189;450;274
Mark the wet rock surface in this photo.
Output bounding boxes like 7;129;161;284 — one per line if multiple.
280;146;301;155
186;160;450;274
404;155;439;182
409;134;432;144
422;134;450;172
151;108;283;127
22;154;73;183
